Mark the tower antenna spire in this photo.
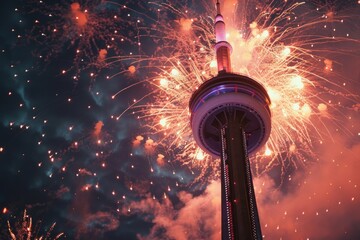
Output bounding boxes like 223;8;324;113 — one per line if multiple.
216;0;221;15
214;0;232;72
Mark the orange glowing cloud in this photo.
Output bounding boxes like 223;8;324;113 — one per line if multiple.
220;0;237;21
93;120;104;137
97;49;107;62
128;65;136;74
176;18;193;32
133;135;144;147
156;154;165;166
144;138;156;154
70;2;88;27
324;58;333;71
256;138;360;239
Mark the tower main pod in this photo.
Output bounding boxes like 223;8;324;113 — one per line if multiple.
189;1;271;239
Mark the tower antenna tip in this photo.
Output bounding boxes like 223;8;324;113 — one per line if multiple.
216;0;221;15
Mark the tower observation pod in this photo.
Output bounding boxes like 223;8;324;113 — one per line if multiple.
189;1;271;240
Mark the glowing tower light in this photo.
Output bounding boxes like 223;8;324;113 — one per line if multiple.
189;1;271;239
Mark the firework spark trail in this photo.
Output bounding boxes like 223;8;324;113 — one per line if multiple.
7;210;63;240
110;0;360;184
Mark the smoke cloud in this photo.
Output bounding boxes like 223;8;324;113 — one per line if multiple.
124;129;360;239
124;181;221;240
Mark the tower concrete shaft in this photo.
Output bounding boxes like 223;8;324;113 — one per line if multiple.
219;110;262;240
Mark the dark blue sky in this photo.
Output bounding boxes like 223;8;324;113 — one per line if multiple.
0;0;359;239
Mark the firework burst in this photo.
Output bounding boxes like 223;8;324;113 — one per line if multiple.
7;210;63;240
25;0;139;73
112;0;359;183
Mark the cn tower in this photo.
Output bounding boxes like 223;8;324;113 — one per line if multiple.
189;1;271;240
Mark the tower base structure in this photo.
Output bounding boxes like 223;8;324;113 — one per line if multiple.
220;109;262;240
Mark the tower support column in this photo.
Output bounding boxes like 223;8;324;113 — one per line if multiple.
220;110;263;240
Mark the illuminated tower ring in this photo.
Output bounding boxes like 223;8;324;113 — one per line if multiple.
189;72;271;157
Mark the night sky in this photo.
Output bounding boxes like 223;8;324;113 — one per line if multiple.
0;0;359;239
